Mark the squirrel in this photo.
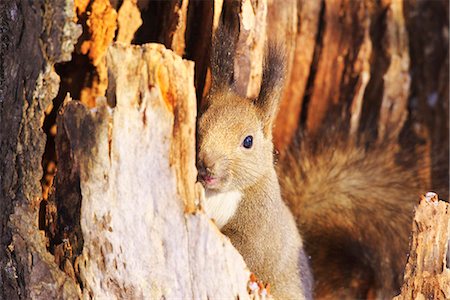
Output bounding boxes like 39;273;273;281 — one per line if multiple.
196;25;313;299
197;24;426;299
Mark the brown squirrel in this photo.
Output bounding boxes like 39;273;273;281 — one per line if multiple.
197;24;424;299
197;26;313;299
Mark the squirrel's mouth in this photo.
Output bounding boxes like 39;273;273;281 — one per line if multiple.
199;175;219;189
198;173;230;191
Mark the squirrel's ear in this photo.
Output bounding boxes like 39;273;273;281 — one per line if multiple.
255;44;286;138
210;23;237;92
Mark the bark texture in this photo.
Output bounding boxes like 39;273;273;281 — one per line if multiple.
0;0;82;298
52;44;250;298
394;192;450;299
403;0;449;199
1;0;448;298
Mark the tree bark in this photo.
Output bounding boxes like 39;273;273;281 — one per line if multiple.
394;192;450;299
1;0;448;298
52;44;250;298
0;0;81;298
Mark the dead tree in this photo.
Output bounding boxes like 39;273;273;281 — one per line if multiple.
0;0;448;298
394;192;450;299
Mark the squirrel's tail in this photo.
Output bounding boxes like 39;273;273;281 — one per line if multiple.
278;133;423;299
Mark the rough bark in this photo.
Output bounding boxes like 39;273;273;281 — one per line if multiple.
273;0;321;150
0;0;81;298
52;43;250;298
77;0;117;107
403;0;449;200
134;0;189;55
394;192;450;299
304;0;369;137
185;1;214;102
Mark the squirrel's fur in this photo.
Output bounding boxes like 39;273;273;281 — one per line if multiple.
197;26;313;299
279;134;421;298
198;23;423;299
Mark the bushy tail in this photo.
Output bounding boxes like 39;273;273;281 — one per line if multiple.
278;135;423;299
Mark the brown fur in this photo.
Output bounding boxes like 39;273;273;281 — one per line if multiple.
278;134;422;299
197;29;313;298
198;92;313;298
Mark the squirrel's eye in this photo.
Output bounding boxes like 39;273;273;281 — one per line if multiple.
242;135;253;149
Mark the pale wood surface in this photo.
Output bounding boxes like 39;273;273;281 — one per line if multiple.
56;43;250;299
394;192;450;300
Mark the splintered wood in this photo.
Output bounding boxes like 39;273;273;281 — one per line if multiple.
56;43;250;298
233;0;267;99
394;192;450;299
116;0;142;45
376;0;410;143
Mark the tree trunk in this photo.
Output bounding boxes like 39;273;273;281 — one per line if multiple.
0;1;82;298
52;44;249;298
0;0;448;298
394;192;450;299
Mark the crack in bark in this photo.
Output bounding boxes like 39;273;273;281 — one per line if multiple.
299;0;325;131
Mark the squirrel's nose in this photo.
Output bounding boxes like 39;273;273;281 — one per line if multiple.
197;163;211;179
197;160;213;181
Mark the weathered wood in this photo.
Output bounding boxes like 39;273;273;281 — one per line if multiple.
116;0;142;45
166;0;189;56
273;0;321;151
134;0;189;55
403;0;449;200
376;0;410;143
185;1;214;102
394;192;450;300
0;0;82;298
55;43;250;298
194;0;268;102
78;0;117;107
232;0;267;98
199;1;224;100
348;15;372;138
2;0;448;298
304;0;370;136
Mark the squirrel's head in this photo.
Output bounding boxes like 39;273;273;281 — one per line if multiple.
197;33;285;193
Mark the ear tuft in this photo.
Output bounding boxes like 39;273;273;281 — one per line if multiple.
210;23;237;91
256;44;287;137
